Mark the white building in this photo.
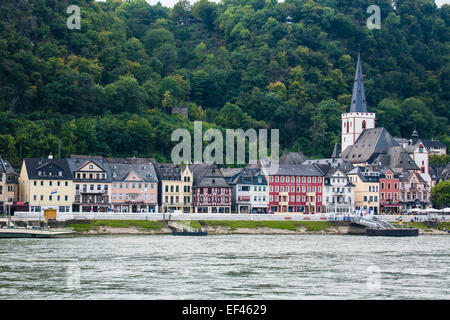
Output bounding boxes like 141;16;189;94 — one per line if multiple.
232;168;268;213
323;168;355;214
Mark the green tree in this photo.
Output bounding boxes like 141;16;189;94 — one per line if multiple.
431;181;450;209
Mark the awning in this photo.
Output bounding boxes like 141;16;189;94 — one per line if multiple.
381;203;402;207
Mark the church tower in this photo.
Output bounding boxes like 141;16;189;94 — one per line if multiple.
341;54;376;153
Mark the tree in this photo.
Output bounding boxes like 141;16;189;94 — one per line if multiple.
431;181;450;209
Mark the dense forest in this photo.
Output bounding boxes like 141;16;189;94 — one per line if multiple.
0;0;449;167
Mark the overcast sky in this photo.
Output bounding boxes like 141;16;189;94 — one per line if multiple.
96;0;450;9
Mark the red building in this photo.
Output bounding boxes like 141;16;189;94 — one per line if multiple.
190;162;232;213
263;164;324;214
379;168;401;214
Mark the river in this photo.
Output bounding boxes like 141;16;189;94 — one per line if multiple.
0;235;448;299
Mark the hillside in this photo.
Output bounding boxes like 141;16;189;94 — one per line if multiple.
0;0;449;166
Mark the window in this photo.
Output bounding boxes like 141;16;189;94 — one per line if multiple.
362;120;366;129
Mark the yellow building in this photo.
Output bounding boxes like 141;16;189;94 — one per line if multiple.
347;167;380;214
19;156;73;214
155;164;193;213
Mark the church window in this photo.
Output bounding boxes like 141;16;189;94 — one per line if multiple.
362;120;366;130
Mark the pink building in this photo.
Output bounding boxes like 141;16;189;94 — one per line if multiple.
106;158;159;213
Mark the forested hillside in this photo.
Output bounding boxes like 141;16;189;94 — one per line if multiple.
0;0;449;167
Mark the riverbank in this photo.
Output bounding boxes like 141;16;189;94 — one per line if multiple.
59;220;450;235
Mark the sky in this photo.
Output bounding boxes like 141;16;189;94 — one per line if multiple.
96;0;450;9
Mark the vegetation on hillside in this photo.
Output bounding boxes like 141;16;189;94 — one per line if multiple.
1;0;449;167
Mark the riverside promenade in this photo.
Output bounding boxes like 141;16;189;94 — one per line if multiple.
12;212;446;223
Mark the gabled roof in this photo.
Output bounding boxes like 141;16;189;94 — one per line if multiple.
421;139;446;150
190;162;230;188
264;163;324;176
105;158;158;182
231;168;267;185
331;143;339;158
66;156;111;182
341;127;419;172
349;54;368;113
400;171;426;183
23;158;72;180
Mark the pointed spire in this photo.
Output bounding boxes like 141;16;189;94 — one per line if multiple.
331;143;339;158
349;53;368;113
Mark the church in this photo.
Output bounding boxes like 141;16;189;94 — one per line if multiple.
339;54;432;187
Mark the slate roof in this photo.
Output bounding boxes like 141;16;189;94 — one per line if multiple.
280;150;306;164
422;139;446;150
349;54;368;113
303;158;354;173
347;166;380;183
264;164;324;176
399;171;426;183
66;155;111;182
190;162;231;188
0;156;18;183
231;168;267;186
105;158;158;182
23;158;72;180
331;143;339;158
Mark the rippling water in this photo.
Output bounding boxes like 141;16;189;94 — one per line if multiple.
0;235;449;299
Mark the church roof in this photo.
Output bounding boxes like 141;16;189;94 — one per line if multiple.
331;143;339;158
349;54;368;113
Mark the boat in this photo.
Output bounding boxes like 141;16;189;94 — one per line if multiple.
366;228;419;237
0;205;74;238
172;228;208;236
0;226;74;238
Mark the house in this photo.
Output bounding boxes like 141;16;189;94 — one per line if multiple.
347;166;380;214
421;139;447;156
154;163;193;213
106;158;158;213
378;167;401;214
263;163;324;214
18;155;73;214
229;168;268;214
322;168;355;214
66;155;111;213
399;171;430;210
0;156;18;213
191;162;232;213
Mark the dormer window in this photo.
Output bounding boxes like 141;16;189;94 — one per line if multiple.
59;171;62;176
38;171;42;176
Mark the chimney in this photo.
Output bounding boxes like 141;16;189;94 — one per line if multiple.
48;153;53;159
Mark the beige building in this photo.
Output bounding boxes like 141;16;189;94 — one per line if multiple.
347;166;380;214
0;157;18;214
155;164;193;213
19;156;73;214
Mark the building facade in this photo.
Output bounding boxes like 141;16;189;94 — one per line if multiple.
0;157;18;214
155;164;193;213
348;166;380;214
67;156;111;213
232;168;268;214
191;163;232;213
107;158;158;213
323;168;355;214
379;168;401;214
399;171;429;210
19;157;73;214
264;164;324;214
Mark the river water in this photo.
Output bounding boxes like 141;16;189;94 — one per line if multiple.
0;235;448;299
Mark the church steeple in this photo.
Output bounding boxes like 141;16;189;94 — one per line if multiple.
331;143;339;158
349;54;367;113
341;53;376;153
